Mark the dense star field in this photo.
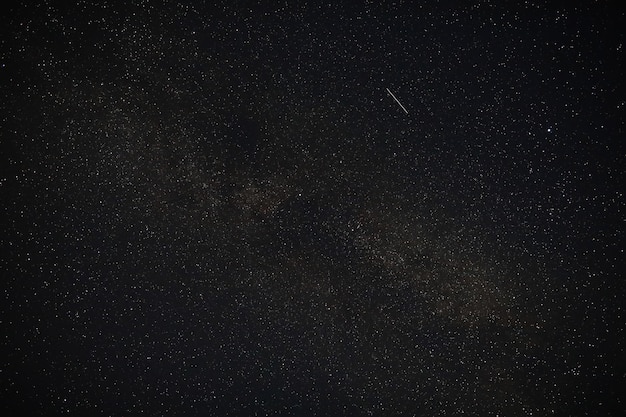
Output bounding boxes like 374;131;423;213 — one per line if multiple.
1;1;624;416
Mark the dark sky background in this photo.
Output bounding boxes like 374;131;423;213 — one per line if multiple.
1;1;624;416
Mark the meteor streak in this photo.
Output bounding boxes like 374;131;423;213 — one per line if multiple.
386;88;409;114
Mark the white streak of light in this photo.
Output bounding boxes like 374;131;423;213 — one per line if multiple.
386;88;409;114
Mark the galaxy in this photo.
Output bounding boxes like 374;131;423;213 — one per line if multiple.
1;1;624;416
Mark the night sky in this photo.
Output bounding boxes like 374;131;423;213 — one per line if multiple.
1;1;625;416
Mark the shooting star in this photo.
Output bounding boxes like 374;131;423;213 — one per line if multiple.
386;88;409;114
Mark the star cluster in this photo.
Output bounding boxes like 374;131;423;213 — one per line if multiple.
1;1;624;416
